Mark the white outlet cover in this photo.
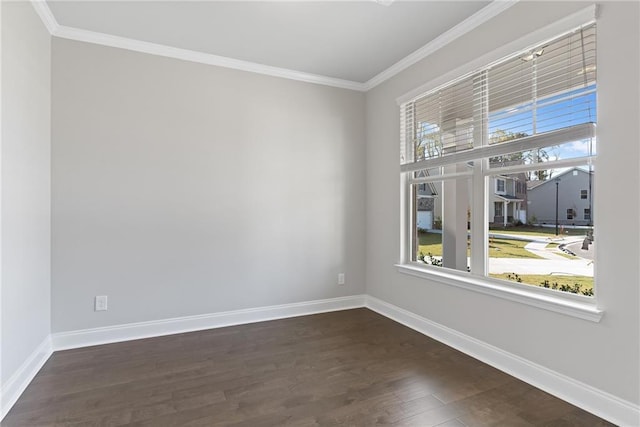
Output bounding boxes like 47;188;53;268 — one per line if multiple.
338;273;345;285
95;295;108;311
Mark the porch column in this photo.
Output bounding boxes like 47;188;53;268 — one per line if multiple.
443;164;468;272
503;201;508;226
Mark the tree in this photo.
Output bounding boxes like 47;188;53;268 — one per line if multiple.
489;130;529;167
415;123;441;161
488;129;552;181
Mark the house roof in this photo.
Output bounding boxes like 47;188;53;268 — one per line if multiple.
527;180;545;190
526;167;593;192
495;194;523;202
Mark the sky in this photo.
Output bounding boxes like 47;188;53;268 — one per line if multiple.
488;85;596;162
414;84;597;180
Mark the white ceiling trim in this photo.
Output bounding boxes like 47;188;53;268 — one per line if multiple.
30;0;57;35
30;0;516;92
363;0;519;90
30;1;366;91
53;25;367;91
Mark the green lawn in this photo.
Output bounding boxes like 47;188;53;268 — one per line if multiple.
417;231;542;259
489;237;543;259
491;273;593;294
417;230;593;295
417;231;445;257
489;226;587;238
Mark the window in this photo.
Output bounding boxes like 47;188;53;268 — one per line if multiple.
400;23;596;299
584;208;591;220
581;190;588;199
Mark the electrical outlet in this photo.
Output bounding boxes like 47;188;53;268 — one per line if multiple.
95;295;108;311
338;273;345;285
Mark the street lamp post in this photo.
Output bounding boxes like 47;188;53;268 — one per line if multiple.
555;178;561;236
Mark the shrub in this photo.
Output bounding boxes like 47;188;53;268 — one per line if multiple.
540;279;593;296
426;253;442;267
502;274;594;296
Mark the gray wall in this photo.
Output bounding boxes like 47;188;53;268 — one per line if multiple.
365;1;639;406
51;39;366;332
5;0;638;416
1;1;51;385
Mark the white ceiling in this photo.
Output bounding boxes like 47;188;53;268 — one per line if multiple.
46;1;493;84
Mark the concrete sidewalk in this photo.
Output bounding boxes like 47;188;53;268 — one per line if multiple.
491;232;590;263
523;240;567;260
492;234;592;275
489;257;593;275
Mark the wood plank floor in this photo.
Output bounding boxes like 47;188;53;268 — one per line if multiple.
3;309;613;426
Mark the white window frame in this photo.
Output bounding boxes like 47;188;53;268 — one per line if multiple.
396;6;602;322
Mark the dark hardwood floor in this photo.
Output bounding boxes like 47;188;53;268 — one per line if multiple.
3;309;613;426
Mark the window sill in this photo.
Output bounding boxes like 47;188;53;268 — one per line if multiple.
395;263;603;322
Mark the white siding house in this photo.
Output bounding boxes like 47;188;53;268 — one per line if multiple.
490;173;528;226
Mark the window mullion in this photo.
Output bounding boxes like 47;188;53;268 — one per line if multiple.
471;71;488;276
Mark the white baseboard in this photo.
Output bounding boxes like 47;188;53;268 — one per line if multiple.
1;336;53;421
53;294;366;351
364;295;640;427
5;295;637;426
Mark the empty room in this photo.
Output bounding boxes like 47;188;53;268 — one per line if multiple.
1;0;639;425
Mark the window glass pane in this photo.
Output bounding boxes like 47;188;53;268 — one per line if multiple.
487;24;596;143
413;176;471;273
535;86;596;133
401;23;597;302
488;85;596;141
412;75;476;161
488;166;594;296
488;137;596;171
415;180;442;263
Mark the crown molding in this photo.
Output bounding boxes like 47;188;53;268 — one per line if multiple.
30;0;518;92
28;0;366;91
52;25;367;91
30;0;58;34
363;0;520;90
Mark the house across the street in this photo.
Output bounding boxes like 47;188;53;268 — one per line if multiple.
527;167;594;226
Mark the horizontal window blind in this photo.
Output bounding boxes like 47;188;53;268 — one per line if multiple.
401;22;596;172
487;23;596;140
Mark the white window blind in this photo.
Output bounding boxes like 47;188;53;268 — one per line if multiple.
401;22;596;173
